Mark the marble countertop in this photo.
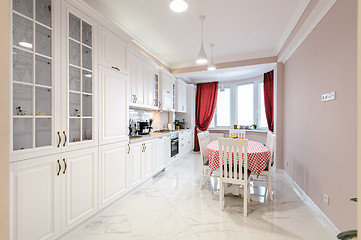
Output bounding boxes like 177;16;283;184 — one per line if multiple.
129;129;192;143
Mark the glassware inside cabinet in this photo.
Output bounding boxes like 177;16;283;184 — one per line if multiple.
13;83;33;116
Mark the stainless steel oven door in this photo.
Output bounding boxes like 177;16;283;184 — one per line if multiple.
171;139;179;157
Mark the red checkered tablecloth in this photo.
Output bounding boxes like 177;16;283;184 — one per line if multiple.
203;140;271;177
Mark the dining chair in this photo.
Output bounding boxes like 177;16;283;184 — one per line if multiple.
229;129;246;139
251;132;277;200
218;138;250;217
198;131;213;189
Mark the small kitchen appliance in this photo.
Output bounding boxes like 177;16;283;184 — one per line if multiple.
138;121;150;135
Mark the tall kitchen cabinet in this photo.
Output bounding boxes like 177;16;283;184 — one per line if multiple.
175;79;187;113
10;1;100;239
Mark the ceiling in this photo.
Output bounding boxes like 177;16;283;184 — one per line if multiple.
84;0;311;81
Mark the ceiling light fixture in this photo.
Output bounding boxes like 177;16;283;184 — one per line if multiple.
207;43;216;71
196;15;208;65
170;0;188;13
220;73;225;91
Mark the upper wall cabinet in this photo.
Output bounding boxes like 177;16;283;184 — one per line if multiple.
175;79;187;113
11;0;61;162
99;26;128;75
160;71;175;111
62;3;98;153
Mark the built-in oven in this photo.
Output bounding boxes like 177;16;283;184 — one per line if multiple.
170;133;179;158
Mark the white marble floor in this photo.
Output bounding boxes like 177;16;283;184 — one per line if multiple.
65;152;335;240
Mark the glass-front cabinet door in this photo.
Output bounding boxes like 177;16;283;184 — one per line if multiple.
11;0;58;160
64;5;97;149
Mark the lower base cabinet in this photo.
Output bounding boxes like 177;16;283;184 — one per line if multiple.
10;155;60;240
154;137;165;173
10;147;98;240
130;140;153;188
99;142;128;209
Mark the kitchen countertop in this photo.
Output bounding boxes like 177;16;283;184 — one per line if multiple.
129;129;193;143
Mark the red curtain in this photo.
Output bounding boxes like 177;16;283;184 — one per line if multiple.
263;70;274;132
194;82;218;151
194;82;218;152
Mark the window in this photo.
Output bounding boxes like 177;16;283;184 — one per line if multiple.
209;79;268;129
237;83;254;126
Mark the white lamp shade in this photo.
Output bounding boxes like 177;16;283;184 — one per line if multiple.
170;0;188;12
207;58;216;71
196;43;208;64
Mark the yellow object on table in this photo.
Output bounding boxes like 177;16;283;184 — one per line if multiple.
229;135;244;139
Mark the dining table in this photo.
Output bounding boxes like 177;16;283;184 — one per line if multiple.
203;139;271;177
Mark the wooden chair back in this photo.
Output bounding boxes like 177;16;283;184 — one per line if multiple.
218;138;248;184
228;129;246;139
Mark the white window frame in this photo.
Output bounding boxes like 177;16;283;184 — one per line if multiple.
209;78;268;130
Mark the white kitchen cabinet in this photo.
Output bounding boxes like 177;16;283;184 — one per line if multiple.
99;66;128;145
11;0;61;162
164;136;171;166
143;141;153;179
10;147;98;240
153;137;166;173
10;155;61;240
61;147;98;232
160;71;175;111
143;63;155;107
175;79;187;112
99;142;128;209
130;53;144;105
130;142;143;188
99;26;128;75
62;3;98;152
179;130;193;156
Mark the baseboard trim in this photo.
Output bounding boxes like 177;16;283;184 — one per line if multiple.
281;169;340;237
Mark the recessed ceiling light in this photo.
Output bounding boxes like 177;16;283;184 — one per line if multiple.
170;0;188;13
19;42;33;49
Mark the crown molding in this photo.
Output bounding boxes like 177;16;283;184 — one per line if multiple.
277;0;337;63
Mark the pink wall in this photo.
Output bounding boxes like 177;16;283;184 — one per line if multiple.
283;0;357;231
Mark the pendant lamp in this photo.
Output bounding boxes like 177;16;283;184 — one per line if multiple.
207;43;216;71
196;15;208;65
170;0;188;13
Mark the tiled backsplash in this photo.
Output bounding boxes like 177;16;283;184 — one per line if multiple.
129;109;169;130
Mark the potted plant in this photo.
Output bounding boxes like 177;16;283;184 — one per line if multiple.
174;120;184;130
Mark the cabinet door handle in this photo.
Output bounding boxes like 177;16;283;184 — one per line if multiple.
128;144;130;154
57;131;61;148
111;66;120;71
135;95;137;103
63;131;67;147
63;158;67;174
57;160;61;176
